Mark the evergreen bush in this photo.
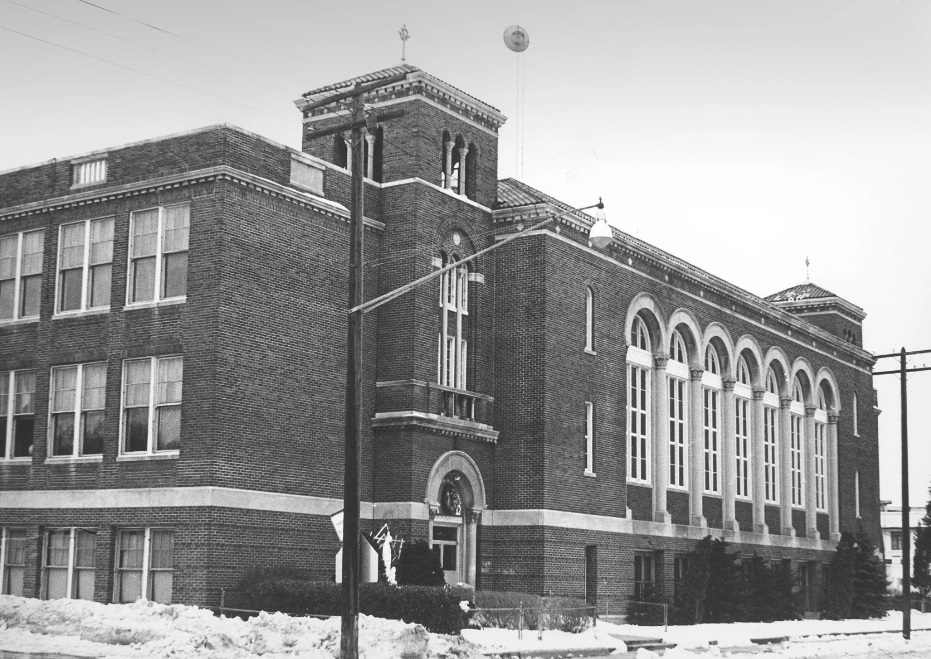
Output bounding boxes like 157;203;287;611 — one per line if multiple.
850;530;889;618
395;539;445;587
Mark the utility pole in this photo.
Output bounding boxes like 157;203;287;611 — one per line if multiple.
341;82;365;659
302;71;408;659
873;347;931;640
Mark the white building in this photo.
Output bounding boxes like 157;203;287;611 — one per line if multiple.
880;501;925;593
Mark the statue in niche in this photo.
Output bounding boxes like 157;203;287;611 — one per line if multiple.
440;475;463;516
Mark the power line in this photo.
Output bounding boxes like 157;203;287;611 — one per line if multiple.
3;0;292;99
75;0;181;37
0;24;294;125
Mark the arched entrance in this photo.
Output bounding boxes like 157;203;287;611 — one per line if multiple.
425;451;486;586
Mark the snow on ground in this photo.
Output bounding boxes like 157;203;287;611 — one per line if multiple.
608;609;931;649
0;595;481;658
5;595;931;658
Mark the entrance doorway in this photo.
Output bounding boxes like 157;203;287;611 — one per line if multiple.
432;523;461;584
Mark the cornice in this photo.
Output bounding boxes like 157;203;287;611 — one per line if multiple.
500;226;874;374
0;166;386;233
297;71;507;133
774;297;867;322
371;410;498;443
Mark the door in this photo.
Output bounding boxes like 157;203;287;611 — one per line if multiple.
431;524;462;584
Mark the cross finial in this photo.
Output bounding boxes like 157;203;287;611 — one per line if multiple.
805;256;810;282
399;25;410;63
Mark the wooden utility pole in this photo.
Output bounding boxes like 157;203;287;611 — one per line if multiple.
302;71;408;659
340;82;365;659
873;347;931;640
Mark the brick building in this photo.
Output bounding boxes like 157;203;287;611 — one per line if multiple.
0;64;881;612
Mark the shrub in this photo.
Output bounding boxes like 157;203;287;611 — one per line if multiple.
244;580;471;634
395;540;445;587
472;591;592;632
472;590;542;629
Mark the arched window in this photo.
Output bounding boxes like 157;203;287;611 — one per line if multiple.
584;287;594;352
441;130;452;187
792;377;804;403
631;316;650;352
818;390;827;411
670;330;687;363
766;369;779;395
736;356;751;385
789;376;805;508
437;252;470;401
704;345;720;374
627;314;653;485
465;142;477;199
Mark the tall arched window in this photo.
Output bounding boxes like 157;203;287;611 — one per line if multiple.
667;329;689;490
762;367;780;504
465;142;477;199
627;315;652;484
702;359;722;494
437;253;469;394
814;388;828;512
584;287;594;352
789;376;805;508
734;355;752;499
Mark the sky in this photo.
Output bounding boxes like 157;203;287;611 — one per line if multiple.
1;0;929;507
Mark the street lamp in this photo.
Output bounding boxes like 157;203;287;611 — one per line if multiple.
341;196;608;659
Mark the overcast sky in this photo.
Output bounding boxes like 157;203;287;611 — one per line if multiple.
2;0;929;508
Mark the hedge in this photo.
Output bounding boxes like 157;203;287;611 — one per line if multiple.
472;590;592;632
245;580;472;634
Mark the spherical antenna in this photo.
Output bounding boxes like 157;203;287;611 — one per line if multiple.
503;25;529;53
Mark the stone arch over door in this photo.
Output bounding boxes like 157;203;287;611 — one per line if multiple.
425;451;487;586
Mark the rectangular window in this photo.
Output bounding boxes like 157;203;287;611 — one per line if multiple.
763;406;779;503
71;159;107;186
854;470;861;518
57;219;114;313
1;528;27;596
790;415;804;507
1;370;36;459
735;397;751;498
668;377;687;488
430;525;458;572
891;530;902;551
628;364;650;483
0;230;45;321
115;528;173;603
121;356;182;454
50;363;106;457
128;204;189;304
703;387;720;493
44;528;96;600
814;421;826;511
634;552;655;600
585;401;595;474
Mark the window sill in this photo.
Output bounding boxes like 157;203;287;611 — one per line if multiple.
668;485;689;492
584;348;596;356
70;181;107;190
45;455;104;464
583;469;596;478
0;316;40;328
53;307;110;320
123;297;186;311
117;452;179;462
0;457;32;465
627;479;651;486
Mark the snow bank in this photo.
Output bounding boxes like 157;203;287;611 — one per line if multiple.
0;595;482;658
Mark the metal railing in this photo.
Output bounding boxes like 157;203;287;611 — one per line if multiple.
471;603;597;640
